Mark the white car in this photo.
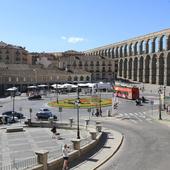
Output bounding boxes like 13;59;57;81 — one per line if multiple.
36;108;57;120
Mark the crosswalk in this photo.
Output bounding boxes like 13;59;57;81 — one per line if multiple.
115;111;153;124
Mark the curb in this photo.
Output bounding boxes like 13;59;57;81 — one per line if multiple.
93;131;124;170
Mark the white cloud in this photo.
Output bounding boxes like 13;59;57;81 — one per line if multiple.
61;36;67;40
61;36;85;44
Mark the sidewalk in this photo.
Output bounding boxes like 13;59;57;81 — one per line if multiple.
70;128;123;170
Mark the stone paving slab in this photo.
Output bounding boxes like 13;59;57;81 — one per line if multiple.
0;126;90;167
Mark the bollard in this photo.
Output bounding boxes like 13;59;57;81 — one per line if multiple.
35;150;49;170
27;119;31;126
107;109;111;117
48;117;54;127
69;118;73;127
85;119;89;129
96;125;102;132
90;131;97;140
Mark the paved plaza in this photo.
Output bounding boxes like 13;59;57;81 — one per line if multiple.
0;125;90;168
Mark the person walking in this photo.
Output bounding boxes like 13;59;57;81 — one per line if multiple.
51;125;57;138
62;144;69;170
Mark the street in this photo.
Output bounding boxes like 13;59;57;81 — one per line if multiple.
1;91;170;170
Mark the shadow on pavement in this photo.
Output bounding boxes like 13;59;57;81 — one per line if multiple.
69;132;108;169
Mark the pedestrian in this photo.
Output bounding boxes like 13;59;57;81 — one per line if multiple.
62;144;69;170
51;125;57;138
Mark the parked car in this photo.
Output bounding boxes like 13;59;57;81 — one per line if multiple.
2;111;24;119
28;94;42;100
36;108;57;120
0;115;18;124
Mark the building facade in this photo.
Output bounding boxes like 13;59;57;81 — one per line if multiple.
0;41;32;65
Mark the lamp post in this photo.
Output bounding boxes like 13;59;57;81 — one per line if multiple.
163;85;166;110
158;88;162;120
56;84;59;103
12;91;15;121
7;87;17;121
75;85;80;139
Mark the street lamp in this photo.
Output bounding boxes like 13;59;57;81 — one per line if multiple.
158;88;162;120
7;87;17;121
163;85;166;110
75;85;80;139
56;84;59;103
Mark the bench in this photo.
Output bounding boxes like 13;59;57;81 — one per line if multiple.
6;126;24;133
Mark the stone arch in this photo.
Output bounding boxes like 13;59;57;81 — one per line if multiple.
128;58;132;79
124;44;128;57
154;37;159;52
119;59;123;77
80;76;84;81
134;42;138;55
141;40;146;54
119;46;123;58
145;55;151;83
158;53;164;85
68;76;72;81
139;56;144;82
151;54;157;84
167;35;170;50
74;76;78;81
108;48;111;58
86;76;90;81
167;52;170;85
111;48;115;58
116;47;119;58
124;59;127;78
160;35;167;51
147;39;152;54
133;57;138;81
129;43;133;56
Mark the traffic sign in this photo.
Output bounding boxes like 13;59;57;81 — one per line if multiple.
59;107;62;112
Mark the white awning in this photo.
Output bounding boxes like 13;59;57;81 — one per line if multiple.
6;87;18;91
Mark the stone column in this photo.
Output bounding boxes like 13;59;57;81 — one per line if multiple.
166;35;170;51
158;37;163;52
127;58;129;79
143;57;146;83
122;59;125;79
90;131;97;140
117;60;120;77
164;56;167;85
131;58;134;81
149;56;152;84
35;150;49;170
152;39;155;53
145;41;149;54
137;58;140;82
156;58;160;85
72;139;81;150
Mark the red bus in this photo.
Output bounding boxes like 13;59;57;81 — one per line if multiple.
113;86;139;100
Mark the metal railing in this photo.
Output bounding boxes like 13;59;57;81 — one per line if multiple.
0;156;37;170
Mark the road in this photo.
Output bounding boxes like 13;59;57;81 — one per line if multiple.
1;92;170;170
98;95;170;170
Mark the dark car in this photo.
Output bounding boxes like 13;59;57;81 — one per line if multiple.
28;94;42;100
36;108;57;120
0;115;18;124
2;111;24;119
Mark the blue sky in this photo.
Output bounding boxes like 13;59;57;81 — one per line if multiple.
0;0;170;52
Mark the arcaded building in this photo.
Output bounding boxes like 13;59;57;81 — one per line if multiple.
85;28;170;86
